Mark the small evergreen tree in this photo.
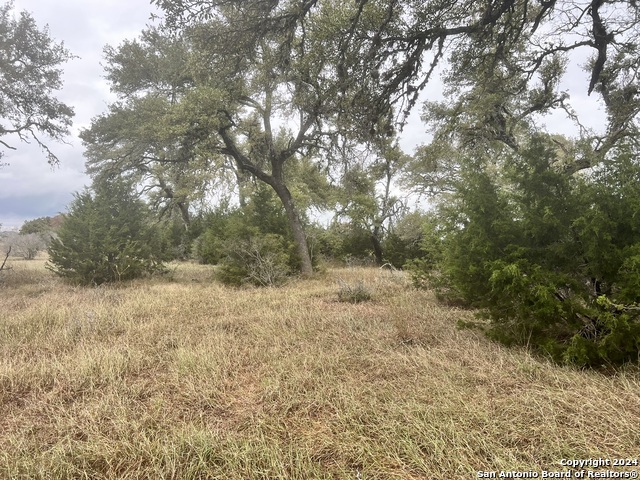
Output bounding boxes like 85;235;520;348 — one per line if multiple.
47;182;163;285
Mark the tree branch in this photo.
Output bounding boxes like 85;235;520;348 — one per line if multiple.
0;246;12;272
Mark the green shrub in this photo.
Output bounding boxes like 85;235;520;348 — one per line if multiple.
336;279;373;303
382;211;429;269
216;234;293;287
196;185;306;286
154;215;197;261
312;222;374;264
47;182;164;285
194;223;229;265
410;137;640;368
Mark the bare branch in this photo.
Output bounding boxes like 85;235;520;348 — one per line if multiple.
0;246;12;272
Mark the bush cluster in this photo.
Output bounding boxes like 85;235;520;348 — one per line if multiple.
309;213;425;268
195;185;300;286
409;137;640;367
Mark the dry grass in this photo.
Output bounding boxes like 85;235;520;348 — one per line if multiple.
1;260;639;479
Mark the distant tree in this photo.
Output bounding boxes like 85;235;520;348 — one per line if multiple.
47;181;164;285
16;217;59;258
334;142;408;265
382;211;429;269
0;1;74;165
19;216;53;235
315;221;375;265
5;232;46;259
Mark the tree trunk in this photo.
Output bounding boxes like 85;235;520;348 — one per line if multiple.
234;169;250;208
272;182;313;276
371;226;384;265
177;202;191;230
217;127;313;275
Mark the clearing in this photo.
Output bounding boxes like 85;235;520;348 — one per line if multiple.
1;259;639;479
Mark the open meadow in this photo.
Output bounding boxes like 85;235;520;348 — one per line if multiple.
1;259;639;479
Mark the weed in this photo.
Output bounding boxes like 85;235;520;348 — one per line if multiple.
336;279;373;303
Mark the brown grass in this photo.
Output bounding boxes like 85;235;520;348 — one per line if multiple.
1;260;639;479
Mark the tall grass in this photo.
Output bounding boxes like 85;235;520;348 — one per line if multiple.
1;260;639;479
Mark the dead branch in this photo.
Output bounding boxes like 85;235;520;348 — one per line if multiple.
0;246;12;272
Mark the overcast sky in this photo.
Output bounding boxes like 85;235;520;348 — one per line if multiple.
0;1;606;230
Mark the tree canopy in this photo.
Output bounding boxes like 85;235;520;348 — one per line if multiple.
0;1;74;164
150;1;640;158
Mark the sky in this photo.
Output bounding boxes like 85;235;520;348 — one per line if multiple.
0;1;607;230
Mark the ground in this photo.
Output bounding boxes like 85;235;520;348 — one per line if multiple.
1;258;639;479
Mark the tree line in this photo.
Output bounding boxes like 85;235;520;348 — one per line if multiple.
3;0;640;367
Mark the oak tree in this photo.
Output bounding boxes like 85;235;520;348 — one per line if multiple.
0;1;74;164
87;2;376;275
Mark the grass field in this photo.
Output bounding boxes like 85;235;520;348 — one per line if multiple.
1;259;639;479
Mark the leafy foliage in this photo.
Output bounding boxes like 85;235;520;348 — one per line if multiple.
312;222;375;265
47;182;164;285
313;210;426;268
382;211;428;269
152;0;640;161
409;137;640;367
19;216;55;235
196;185;300;286
0;1;74;164
332;143;409;265
153;212;203;261
193;205;236;266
